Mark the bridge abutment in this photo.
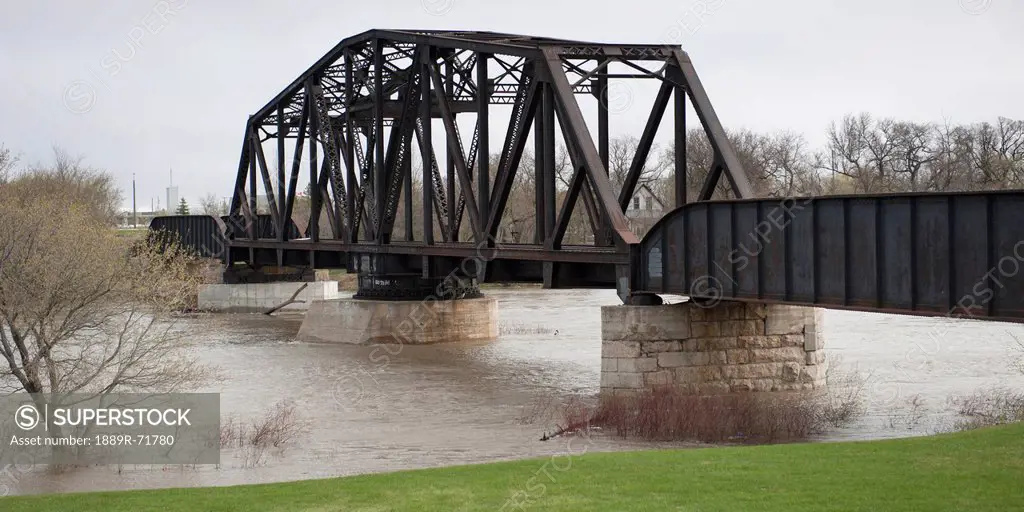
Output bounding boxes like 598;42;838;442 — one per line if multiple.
601;301;825;395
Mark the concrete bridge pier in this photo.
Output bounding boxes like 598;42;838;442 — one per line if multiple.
198;265;341;313
601;301;825;395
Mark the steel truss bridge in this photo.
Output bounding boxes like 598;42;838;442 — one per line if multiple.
188;29;1024;321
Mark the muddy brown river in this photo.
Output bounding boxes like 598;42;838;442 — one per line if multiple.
5;289;1024;496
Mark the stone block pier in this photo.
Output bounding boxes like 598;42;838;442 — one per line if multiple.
601;301;825;395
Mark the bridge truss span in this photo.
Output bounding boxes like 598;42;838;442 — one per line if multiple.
226;29;752;294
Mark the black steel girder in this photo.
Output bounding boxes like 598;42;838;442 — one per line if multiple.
636;191;1024;322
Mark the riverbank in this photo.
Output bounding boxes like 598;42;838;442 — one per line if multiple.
4;423;1021;511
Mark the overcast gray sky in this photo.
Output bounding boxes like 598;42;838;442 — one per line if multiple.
1;0;1021;210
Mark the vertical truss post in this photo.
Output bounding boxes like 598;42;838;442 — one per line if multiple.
477;52;490;235
597;59;609;169
247;117;258;240
541;82;556;241
277;105;287;241
534;84;545;245
307;83;321;242
404;133;414;242
671;50;752;199
673;68;687;207
373;39;386;243
596;59;611;246
445;59;457;240
541;76;558;285
420;47;434;245
344;49;358;243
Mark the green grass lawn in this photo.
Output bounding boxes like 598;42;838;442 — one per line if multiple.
4;424;1023;511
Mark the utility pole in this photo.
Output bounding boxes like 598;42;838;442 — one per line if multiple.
132;173;137;228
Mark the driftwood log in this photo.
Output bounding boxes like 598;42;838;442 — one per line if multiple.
263;283;309;315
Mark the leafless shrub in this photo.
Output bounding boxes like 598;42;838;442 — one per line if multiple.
248;401;307;449
947;387;1024;432
590;389;823;444
499;322;554;336
239;444;267;469
219;401;307;453
535;357;865;444
219;416;246;449
817;356;867;427
1010;333;1024;375
886;394;929;430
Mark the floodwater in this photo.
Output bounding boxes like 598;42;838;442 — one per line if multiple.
6;289;1024;496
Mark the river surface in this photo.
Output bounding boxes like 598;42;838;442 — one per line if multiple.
6;289;1024;496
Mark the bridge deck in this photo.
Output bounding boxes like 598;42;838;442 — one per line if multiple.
230;239;628;264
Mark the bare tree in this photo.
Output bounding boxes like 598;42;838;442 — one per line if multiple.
498;151;538;244
0;168;212;436
199;193;227;217
0;144;16;184
606;135;668;191
11;147;121;225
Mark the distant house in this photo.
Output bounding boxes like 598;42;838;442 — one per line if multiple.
625;183;666;236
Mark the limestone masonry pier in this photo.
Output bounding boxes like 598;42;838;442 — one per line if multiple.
601;301;825;395
297;297;498;345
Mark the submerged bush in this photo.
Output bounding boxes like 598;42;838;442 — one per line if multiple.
947;387;1024;432
589;389;828;444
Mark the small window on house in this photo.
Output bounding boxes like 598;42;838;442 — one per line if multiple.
646;198;653;210
633;197;640;209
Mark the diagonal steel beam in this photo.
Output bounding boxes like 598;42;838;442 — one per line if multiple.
413;120;451;240
486;77;540;240
617;79;672;211
548;161;585;250
697;157;725;201
309;82;349;241
428;62;483;239
670;50;753;199
552;104;602;242
248;129;258;239
540;48;639;246
452;120;480;238
379;68;422;241
283;97;309;230
250;130;282;230
230;123;252;219
315;153;340;238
